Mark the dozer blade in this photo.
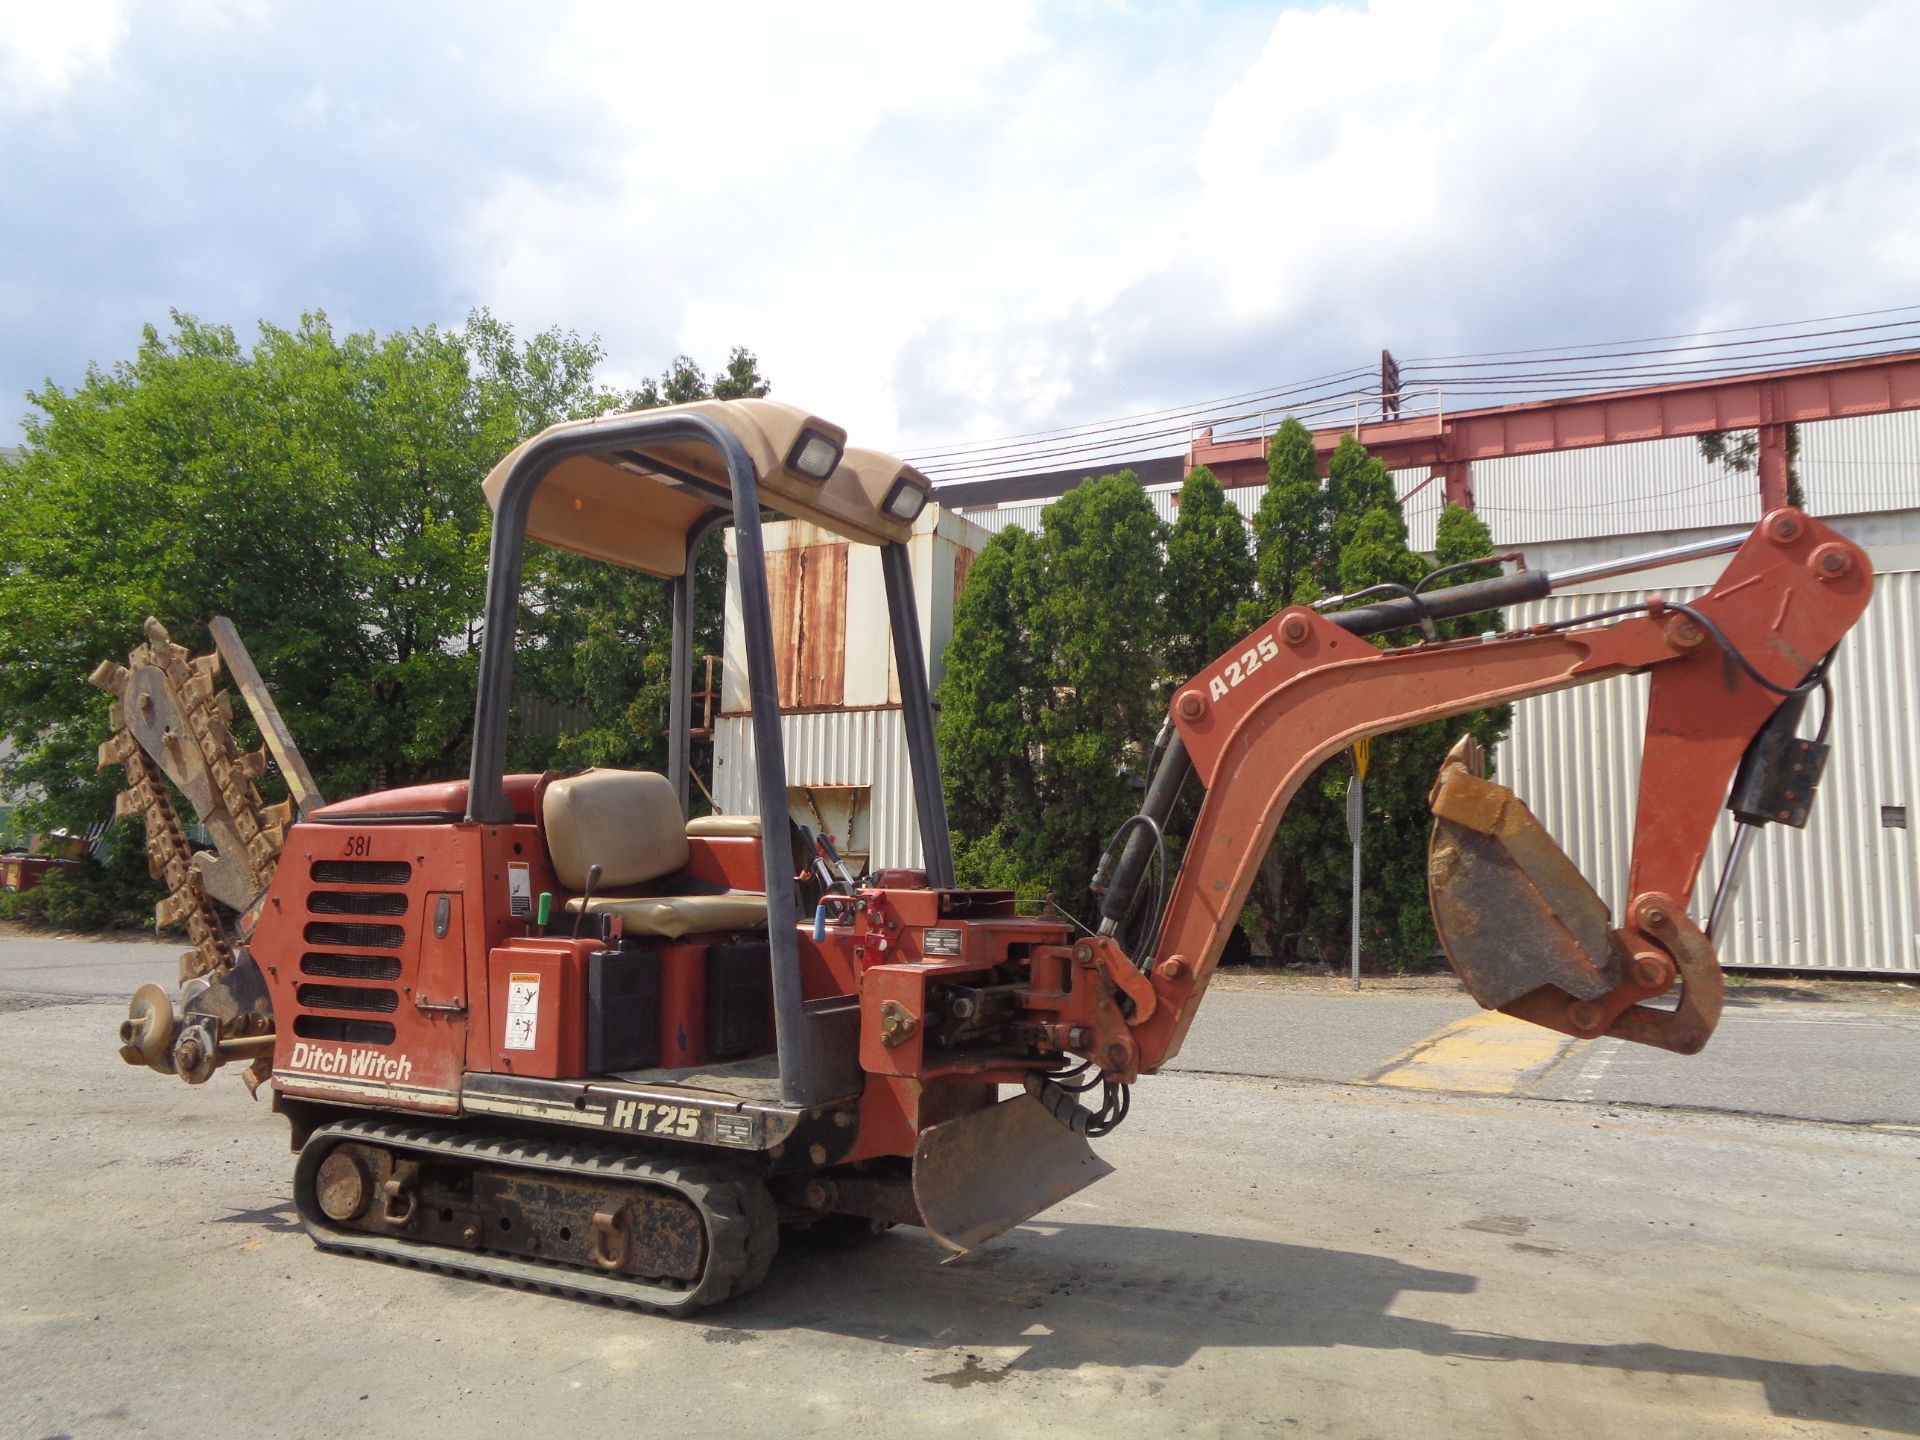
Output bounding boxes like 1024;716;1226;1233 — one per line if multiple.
912;1093;1114;1256
1427;735;1619;1010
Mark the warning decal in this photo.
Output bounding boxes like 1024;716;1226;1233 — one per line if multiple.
504;971;540;1051
507;861;532;917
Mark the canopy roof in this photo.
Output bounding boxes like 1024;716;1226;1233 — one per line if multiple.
481;399;928;577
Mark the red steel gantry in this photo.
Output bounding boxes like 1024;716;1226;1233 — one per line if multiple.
1186;349;1920;512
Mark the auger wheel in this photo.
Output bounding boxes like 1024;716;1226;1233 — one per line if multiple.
293;1119;781;1314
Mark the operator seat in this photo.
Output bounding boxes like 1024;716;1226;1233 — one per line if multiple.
544;769;767;939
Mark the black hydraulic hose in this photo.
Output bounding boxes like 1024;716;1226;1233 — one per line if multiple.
1097;734;1191;934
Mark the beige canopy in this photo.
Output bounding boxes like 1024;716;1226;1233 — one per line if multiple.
481;399;929;577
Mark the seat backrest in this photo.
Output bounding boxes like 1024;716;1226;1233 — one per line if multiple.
542;769;689;891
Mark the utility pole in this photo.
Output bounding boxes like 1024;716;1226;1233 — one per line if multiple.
1346;739;1371;990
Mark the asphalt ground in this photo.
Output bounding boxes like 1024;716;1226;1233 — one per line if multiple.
2;936;1916;1438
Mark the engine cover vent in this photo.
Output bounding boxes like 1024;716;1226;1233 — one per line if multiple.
301;952;403;981
310;859;412;886
296;983;400;1014
303;920;405;950
308;890;408;917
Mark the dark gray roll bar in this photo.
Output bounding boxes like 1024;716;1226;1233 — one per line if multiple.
466;412;855;1107
881;542;956;887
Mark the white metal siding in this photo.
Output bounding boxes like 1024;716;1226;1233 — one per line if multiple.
713;708;926;871
1496;565;1918;972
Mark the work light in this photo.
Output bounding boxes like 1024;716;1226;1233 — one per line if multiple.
883;474;929;522
787;429;842;481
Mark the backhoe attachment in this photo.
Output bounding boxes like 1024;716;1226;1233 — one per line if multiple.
1428;736;1723;1054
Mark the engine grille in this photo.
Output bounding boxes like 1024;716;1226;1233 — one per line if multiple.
297;983;400;1013
303;920;405;949
308;890;408;917
310;859;412;886
301;952;403;981
296;878;410;1047
292;1015;397;1045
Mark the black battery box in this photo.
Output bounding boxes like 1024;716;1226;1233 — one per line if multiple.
706;940;772;1061
586;946;660;1073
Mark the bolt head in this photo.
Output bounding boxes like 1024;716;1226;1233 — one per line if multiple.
1663;616;1705;652
1810;542;1852;581
1176;690;1206;721
1629;954;1672;990
1280;613;1311;646
1157;957;1186;980
1566;1002;1606;1034
1768;513;1805;544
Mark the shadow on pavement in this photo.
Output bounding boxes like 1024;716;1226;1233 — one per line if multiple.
731;1222;1918;1432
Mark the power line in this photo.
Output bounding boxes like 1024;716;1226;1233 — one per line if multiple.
1403;302;1920;363
908;302;1920;482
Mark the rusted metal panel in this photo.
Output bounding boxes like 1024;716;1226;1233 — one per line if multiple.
764;542;847;709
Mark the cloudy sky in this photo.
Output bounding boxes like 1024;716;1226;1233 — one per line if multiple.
3;0;1917;458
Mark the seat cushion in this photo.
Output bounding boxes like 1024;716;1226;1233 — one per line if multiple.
685;813;760;838
563;891;768;940
543;769;689;891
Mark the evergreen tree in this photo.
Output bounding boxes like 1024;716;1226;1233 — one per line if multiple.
1251;417;1329;608
938;473;1166;911
1164;465;1255;682
1324;432;1398;582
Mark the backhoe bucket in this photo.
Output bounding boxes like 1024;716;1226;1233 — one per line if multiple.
912;1093;1114;1256
1426;736;1619;1010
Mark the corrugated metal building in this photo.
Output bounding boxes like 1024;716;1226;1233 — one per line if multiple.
713;505;988;874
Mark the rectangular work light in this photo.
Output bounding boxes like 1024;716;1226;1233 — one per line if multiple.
786;429;843;481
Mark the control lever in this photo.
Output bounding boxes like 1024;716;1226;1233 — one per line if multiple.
572;863;603;940
794;824;838;893
815;831;859;891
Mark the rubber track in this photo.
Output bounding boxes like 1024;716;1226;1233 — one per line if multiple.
296;1118;779;1314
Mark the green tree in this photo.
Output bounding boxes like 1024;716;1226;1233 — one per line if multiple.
0;310;765;927
938;472;1167;911
1324;432;1397;579
1163;465;1255;682
1251;417;1329;608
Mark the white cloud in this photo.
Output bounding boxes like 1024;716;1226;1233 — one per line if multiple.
4;1;1918;458
0;0;129;114
455;0;1920;460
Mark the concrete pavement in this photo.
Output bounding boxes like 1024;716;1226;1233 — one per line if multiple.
2;938;1916;1438
1179;974;1920;1126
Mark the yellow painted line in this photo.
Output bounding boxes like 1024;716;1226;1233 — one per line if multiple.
1367;1011;1574;1095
